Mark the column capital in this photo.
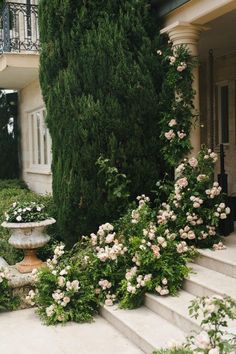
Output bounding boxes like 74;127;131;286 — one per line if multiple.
161;21;207;56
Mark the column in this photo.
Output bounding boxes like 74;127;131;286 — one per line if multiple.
161;22;205;156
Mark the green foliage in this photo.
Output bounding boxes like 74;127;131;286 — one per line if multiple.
0;179;27;190
0;92;19;179
39;0;170;246
0;180;54;264
96;156;130;213
153;350;191;354
0;268;19;312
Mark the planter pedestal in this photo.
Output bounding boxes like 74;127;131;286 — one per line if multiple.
1;218;56;274
16;249;45;273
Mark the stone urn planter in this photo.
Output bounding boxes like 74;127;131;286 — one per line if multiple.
1;218;56;273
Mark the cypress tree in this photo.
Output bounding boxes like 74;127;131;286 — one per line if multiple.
39;0;168;246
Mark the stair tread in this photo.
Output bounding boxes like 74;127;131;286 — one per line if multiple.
187;263;236;300
198;234;236;267
101;305;186;350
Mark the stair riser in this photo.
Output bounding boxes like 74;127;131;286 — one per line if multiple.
144;296;199;334
100;306;153;354
196;256;236;279
184;279;224;298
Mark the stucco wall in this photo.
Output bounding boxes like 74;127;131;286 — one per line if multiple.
18;79;52;195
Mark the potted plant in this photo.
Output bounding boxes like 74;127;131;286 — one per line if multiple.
1;202;55;273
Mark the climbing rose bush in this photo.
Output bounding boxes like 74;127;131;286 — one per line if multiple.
157;147;230;248
157;44;196;166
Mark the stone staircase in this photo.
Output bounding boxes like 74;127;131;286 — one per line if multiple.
101;232;236;354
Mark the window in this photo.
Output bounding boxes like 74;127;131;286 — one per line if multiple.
216;84;229;144
28;107;51;173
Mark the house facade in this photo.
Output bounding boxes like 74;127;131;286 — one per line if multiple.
0;0;236;197
0;0;51;194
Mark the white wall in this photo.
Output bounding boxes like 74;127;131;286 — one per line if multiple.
18;79;52;195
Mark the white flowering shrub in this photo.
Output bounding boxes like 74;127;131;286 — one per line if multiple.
0;267;19;311
81;222;129;307
30;244;98;325
4;201;49;223
116;196;195;308
153;295;236;354
77;195;195;310
157;147;230;248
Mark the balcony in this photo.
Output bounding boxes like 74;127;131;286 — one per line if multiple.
0;1;39;89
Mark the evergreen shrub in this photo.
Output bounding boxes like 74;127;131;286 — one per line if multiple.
39;0;169;246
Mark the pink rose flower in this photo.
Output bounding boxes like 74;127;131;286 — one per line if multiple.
176;177;188;188
177;131;186;139
168;119;177;127
164;129;176;140
189;157;198;167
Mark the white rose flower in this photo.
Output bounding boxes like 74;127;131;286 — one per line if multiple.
16;215;22;222
208;348;219;354
194;331;210;349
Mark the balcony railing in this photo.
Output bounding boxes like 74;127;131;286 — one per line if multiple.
0;1;39;53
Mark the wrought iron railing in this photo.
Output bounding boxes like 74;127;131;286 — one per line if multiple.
0;1;39;53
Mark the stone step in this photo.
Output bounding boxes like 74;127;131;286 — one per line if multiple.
144;291;200;334
0;256;9;268
184;263;236;300
196;234;236;279
100;305;186;354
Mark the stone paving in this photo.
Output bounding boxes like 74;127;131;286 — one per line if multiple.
0;308;144;354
